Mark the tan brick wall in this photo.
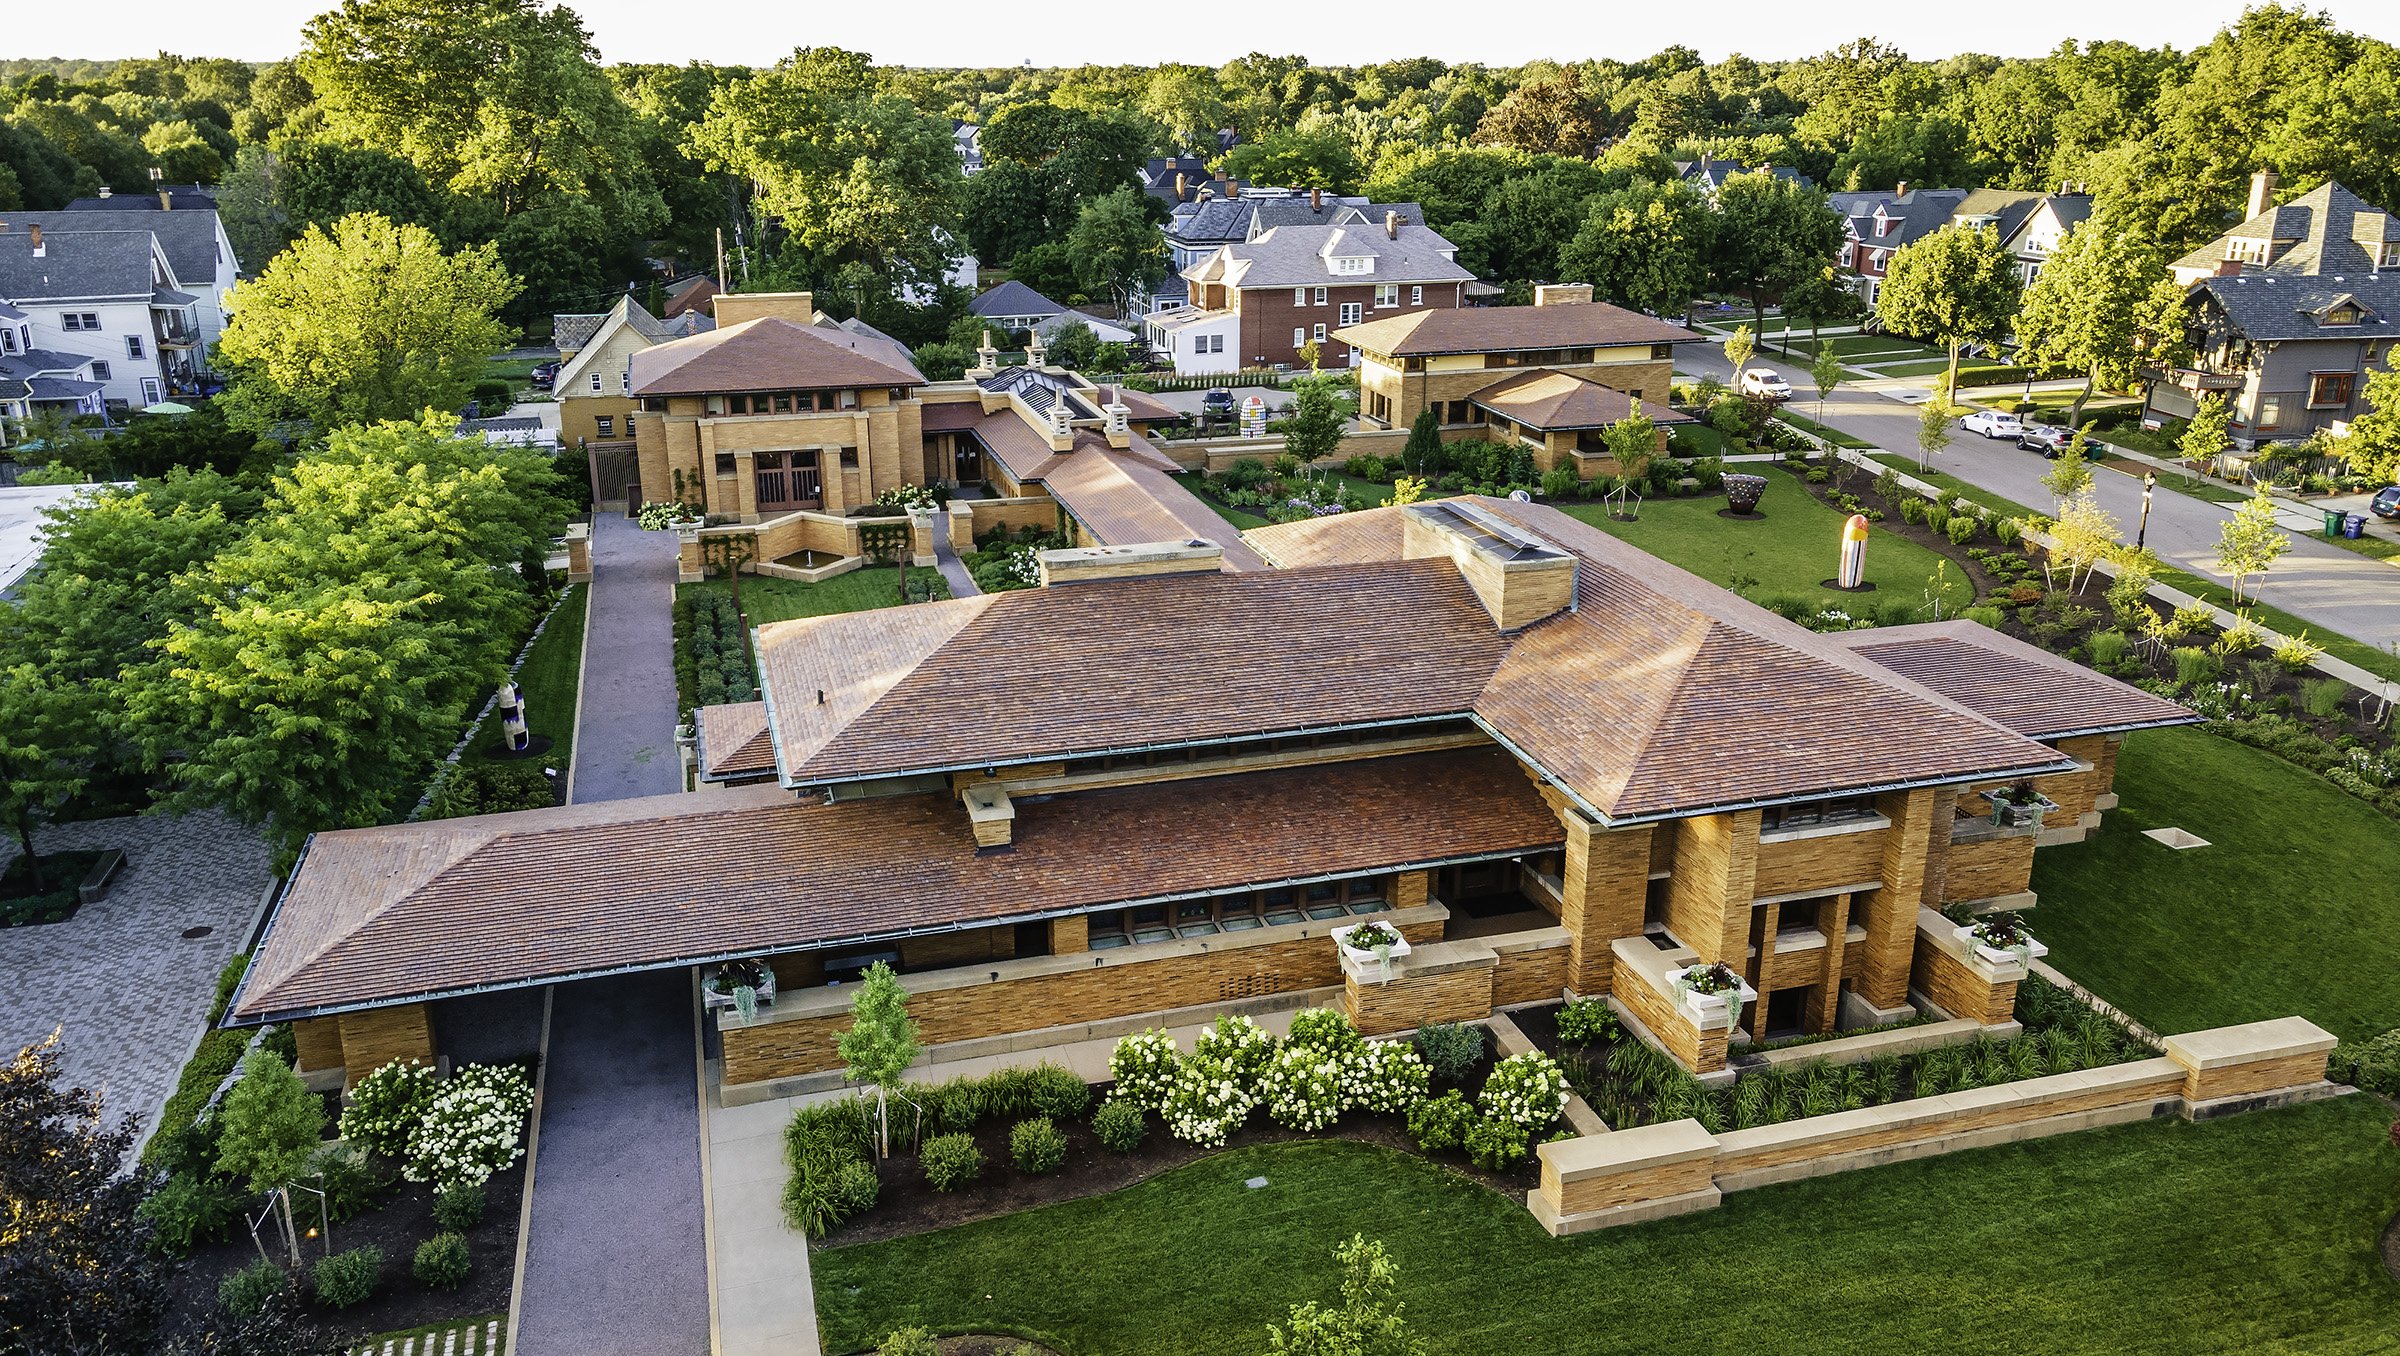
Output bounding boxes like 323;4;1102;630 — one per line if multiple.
1666;811;1759;968
1614;958;1728;1072
292;1017;345;1075
1048;914;1089;955
2036;734;2115;820
1910;942;2019;1026
1547;1150;1717;1216
721;917;1445;1085
2178;1050;2330;1103
899;923;1016;971
336;1004;435;1086
1857;789;1936;1007
1344;963;1495;1035
1752;826;1887;898
1559;820;1652;994
968;498;1064;541
1492;940;1569;1008
1942;836;2037;903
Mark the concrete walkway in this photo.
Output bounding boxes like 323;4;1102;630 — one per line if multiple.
1679;349;2400;654
930;534;980;598
567;512;685;803
514;971;710;1356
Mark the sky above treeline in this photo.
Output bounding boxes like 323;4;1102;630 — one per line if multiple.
20;0;2400;66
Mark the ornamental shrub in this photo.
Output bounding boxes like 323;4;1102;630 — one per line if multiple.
919;1133;984;1192
1946;514;1980;545
1478;1051;1569;1132
308;1141;392;1224
1338;1040;1431;1115
878;1327;942;1356
1192;1013;1275;1082
404;1064;534;1192
138;1172;245;1257
1260;1045;1344;1131
1285;1008;1366;1061
1993;517;2025;547
1027;1063;1092;1121
1960;605;2005;629
1465;1115;1531;1170
1554;999;1619;1046
1010;1118;1068;1174
434;1182;486;1232
2329;1027;2400;1096
1107;1028;1181;1112
1161;1053;1257;1147
311;1245;383;1310
340;1060;440;1159
1540;466;1580;500
830;1159;881;1215
1925;502;1953;533
1412;1022;1482;1081
413;1232;471;1290
1092;1096;1148;1153
1897;496;1929;525
1406;1091;1474;1152
218;1259;289;1317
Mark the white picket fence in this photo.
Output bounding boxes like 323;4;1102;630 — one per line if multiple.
348;1315;503;1356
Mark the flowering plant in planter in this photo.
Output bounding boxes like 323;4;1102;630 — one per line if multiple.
1989;784;2057;828
1959;910;2049;966
1670;961;1753;1030
704;959;777;1023
1332;920;1411;981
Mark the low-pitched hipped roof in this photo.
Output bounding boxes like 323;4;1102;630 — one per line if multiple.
630;317;924;396
229;748;1563;1023
1831;622;2198;740
971;279;1065;320
1337;302;1701;358
696;701;776;779
1469;371;1694;431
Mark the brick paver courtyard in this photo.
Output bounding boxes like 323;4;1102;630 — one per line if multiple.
0;810;273;1137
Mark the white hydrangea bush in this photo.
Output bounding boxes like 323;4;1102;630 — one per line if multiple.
1259;1045;1343;1131
1477;1050;1568;1132
1107;1028;1181;1112
1283;1007;1366;1060
337;1060;439;1159
1161;1054;1256;1147
1340;1040;1431;1115
1192;1013;1275;1082
403;1063;536;1191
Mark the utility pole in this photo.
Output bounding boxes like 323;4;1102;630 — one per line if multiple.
715;228;727;291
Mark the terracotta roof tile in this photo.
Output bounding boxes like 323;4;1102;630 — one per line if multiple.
1831;621;2198;739
1469;371;1694;431
696;702;777;778
629;317;924;396
1336;302;1702;357
232;748;1561;1021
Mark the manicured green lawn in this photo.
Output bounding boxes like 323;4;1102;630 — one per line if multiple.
679;566;950;627
464;583;589;769
1820;335;1933;359
814;1097;2400;1355
1859;357;1953;378
2033;726;2400;1042
1559;468;1967;612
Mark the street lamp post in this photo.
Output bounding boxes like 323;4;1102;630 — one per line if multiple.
2137;472;2156;552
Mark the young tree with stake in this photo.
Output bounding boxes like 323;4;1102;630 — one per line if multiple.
1809;343;1845;426
2217;487;2291;606
837;962;920;1159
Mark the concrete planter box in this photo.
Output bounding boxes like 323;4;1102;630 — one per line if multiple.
1332;922;1411;982
1954;925;2048;970
1990;792;2059;830
703;963;777;1015
1667;967;1757;1029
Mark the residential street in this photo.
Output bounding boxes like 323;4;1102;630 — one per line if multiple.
1677;349;2400;653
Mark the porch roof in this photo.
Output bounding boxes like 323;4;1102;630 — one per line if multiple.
226;747;1565;1024
1831;621;2199;740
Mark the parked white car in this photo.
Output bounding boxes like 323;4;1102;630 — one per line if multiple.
1960;409;2024;440
1737;368;1793;400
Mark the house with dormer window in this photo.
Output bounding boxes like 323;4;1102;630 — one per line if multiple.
1150;213;1474;373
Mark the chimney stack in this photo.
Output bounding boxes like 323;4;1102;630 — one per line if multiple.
159;188;173;211
28;225;42;257
1175;172;1188;199
2216;259;2244;277
1226;180;1239;199
1533;283;1593;307
1895;180;1910;199
1310;187;1322;210
2248;170;2278;221
1385;211;1400;239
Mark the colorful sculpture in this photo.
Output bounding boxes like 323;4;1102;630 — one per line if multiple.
498;681;531;753
1240;394;1267;439
1838;514;1869;590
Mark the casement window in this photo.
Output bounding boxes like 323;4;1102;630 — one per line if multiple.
62;312;100;331
620;370;632;392
1374;284;1398;308
1314;286;1327;305
140;377;162;404
1339;302;1362;326
2308;372;2355;407
1294;287;1307;306
2255;395;2283;428
1411;286;1423;306
839;448;860;468
1760;795;1880;833
1083;876;1392;949
0;329;15;353
125;335;144;359
595;415;613;436
91;360;112;380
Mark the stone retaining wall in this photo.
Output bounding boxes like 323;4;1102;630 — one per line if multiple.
1529;1015;2338;1236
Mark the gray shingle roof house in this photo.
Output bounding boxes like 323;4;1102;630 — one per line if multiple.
1185;221;1474;292
970;280;1066;329
2146;266;2400;448
2170;177;2400;284
1678;157;1813;196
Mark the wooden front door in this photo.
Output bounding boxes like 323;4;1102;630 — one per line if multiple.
754;451;822;513
952;435;985;485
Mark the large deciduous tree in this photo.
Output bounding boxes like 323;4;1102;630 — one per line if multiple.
1707;172;1845;329
216;212;518;434
2014;219;2187;425
687;47;965;297
1873;224;2020;396
2334;367;2400;484
1067;187;1169;318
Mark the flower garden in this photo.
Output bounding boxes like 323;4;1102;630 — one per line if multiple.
781;1010;1574;1246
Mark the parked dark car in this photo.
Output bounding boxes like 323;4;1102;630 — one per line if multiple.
2016;426;2072;457
2371;485;2400;520
529;361;560;390
1200;388;1236;418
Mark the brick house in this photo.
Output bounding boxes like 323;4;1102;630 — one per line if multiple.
1151;213;1473;374
229;492;2188;1092
1338;287;1701;477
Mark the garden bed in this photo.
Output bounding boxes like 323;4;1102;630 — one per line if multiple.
0;848;111;926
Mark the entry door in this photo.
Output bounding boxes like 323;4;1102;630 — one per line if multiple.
755;451;822;512
953;436;985;484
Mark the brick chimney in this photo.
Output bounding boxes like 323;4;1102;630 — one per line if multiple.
1895;180;1910;199
1385;210;1400;239
2248;170;2278;221
2216;259;2244;277
28;225;42;257
1226;180;1239;199
1175;172;1188;199
1310;187;1322;210
1533;283;1593;307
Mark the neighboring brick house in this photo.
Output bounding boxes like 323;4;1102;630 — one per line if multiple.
1337;287;1702;476
2144;177;2400;447
1826;186;1972;306
229;492;2189;1093
552;296;714;446
1151;213;1473;374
